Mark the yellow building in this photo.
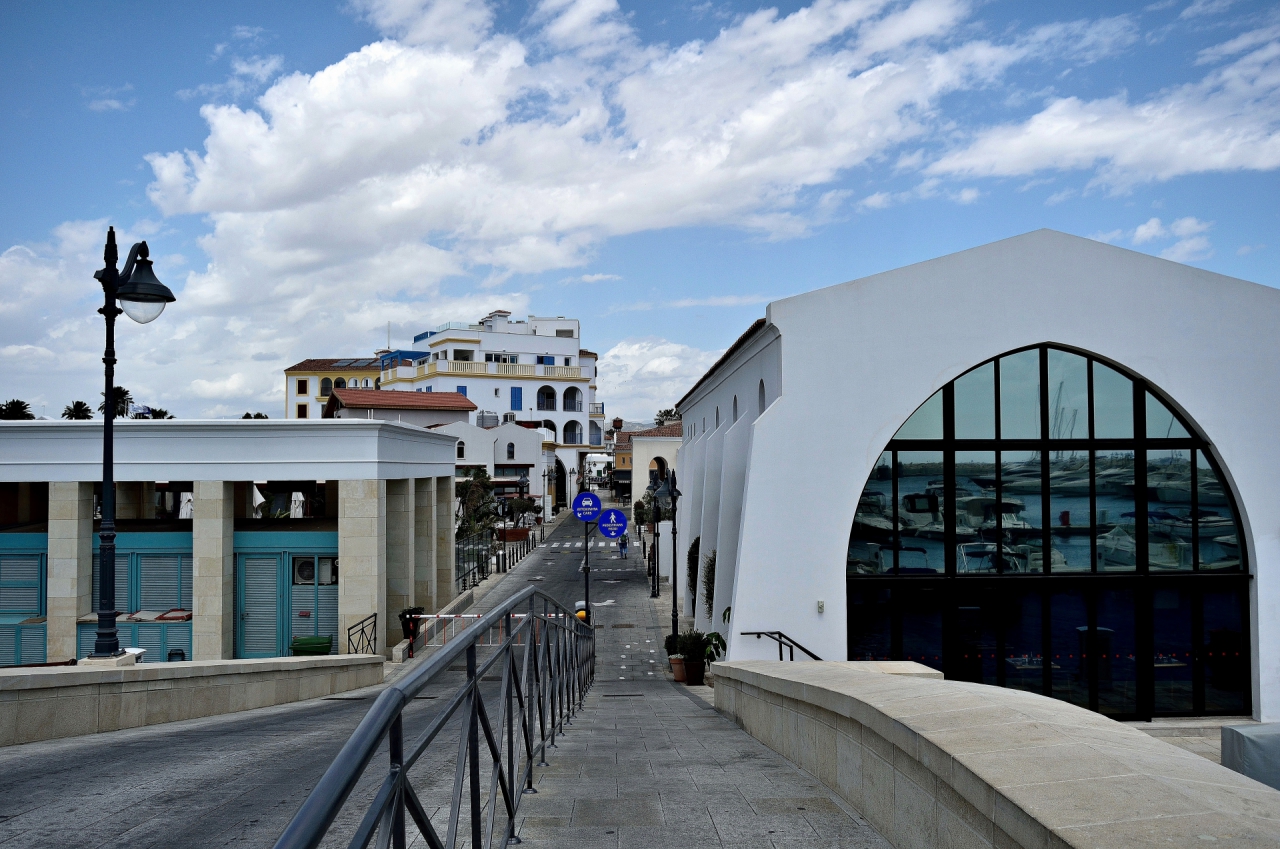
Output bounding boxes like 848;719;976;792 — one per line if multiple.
283;358;384;419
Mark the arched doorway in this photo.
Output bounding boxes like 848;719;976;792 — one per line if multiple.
554;458;567;511
846;343;1249;720
648;456;668;486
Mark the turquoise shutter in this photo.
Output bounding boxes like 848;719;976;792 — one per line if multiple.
0;554;41;614
241;556;280;657
318;584;339;653
92;553;131;613
181;555;193;610
139;554;181;610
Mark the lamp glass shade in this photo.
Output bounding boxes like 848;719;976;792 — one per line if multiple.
655;480;673;510
120;298;166;324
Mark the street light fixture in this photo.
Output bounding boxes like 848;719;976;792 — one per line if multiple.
91;227;176;658
655;472;681;641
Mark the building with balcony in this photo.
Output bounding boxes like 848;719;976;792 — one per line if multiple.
675;230;1276;723
377;311;604;511
283;358;385;420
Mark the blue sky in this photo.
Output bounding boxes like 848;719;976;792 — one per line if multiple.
1;0;1277;420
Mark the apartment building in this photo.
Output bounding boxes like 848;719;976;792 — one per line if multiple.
283;358;384;420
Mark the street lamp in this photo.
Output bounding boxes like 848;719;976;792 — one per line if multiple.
645;482;659;599
517;471;529;527
91;227;176;658
655;472;681;641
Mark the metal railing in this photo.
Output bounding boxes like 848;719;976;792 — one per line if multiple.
274;587;594;849
455;531;493;594
589;402;604;416
740;630;822;661
349;613;378;655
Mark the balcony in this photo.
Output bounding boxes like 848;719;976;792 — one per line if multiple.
424;361;487;376
494;363;535;376
589;402;605;417
543;366;581;378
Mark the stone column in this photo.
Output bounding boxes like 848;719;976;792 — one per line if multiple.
115;481;142;519
46;482;93;661
339;479;387;656
414;478;436;612
192;481;235;660
385;479;414;649
140;481;156;519
435;475;456;608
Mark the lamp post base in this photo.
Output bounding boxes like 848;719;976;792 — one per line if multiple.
81;650;139;667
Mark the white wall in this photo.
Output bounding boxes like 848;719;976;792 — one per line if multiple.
681;230;1280;720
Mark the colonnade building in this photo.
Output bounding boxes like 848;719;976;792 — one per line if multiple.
0;419;457;664
676;230;1275;721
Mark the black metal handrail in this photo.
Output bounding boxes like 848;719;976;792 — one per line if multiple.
740;630;822;661
275;587;594;849
348;613;377;655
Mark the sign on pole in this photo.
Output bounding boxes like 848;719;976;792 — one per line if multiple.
597;509;628;539
572;492;602;522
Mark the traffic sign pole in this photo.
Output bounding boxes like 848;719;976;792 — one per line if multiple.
572;493;602;626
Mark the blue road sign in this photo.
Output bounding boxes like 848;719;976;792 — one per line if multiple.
597;509;628;539
572;492;602;522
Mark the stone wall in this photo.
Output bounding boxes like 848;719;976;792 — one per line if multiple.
0;655;384;747
713;660;1280;849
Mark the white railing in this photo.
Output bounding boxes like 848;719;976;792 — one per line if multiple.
544;366;581;378
494;363;535;376
589;402;605;416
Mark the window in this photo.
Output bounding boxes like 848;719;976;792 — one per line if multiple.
456;386;467;397
485;353;519;363
320;378;332;397
536;356;556;366
590;421;602;446
511;387;523;411
296;379;309;396
846;344;1249;719
564;387;582;412
537;386;556;411
0;553;43;614
563;357;572;366
457;441;465;459
507;442;515;460
555;329;574;338
453;350;474;362
563;421;583;444
364;378;372;388
335;378;346;389
297;404;309;419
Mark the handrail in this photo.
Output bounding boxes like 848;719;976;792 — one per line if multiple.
740;630;822;661
275;586;594;849
348;613;377;655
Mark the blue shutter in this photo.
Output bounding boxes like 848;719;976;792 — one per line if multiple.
181;555;193;610
0;626;15;666
241;556;280;657
0;554;41;614
511;387;522;411
457;385;467;397
139;554;181;610
136;623;163;663
18;626;46;664
92;553;131;613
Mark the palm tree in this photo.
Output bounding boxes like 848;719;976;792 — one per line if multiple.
654;407;677;426
148;407;175;420
98;386;132;418
62;401;93;420
0;399;34;420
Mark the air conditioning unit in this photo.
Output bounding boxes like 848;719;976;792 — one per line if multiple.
293;557;316;585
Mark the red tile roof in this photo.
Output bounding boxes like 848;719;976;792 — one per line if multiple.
578;349;599;359
285;358;383;372
325;388;477;414
631;423;683;438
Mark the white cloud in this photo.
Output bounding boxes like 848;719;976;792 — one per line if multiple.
927;26;1280;189
178;54;284;101
1161;235;1213;261
1180;0;1235;20
1237;243;1265;255
1088;229;1124;243
1170;215;1211;237
1133;216;1168;243
579;273;620;282
595;337;723;420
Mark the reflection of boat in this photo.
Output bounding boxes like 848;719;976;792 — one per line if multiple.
955;495;1031;532
1097;526;1137;569
1155;480;1228;506
1005;656;1060;671
1095;467;1133;495
1147;509;1236;541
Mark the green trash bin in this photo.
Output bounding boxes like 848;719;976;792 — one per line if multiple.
291;635;334;656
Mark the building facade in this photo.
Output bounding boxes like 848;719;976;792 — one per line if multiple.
675;231;1275;722
323;387;475;427
0;420;458;664
284;358;385;420
433;420;548;501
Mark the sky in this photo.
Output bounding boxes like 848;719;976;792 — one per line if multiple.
1;0;1277;422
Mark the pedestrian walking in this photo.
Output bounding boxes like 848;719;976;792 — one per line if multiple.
619;535;629;559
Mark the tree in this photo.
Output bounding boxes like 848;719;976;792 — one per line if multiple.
62;401;93;420
654;408;678;426
242;412;268;419
98;386;132;418
508;496;536;528
147;407;175;420
0;399;34;420
455;467;499;538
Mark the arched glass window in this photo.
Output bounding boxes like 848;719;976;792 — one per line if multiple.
506;442;515;460
537;386;556;411
564;386;582;412
847;344;1248;719
563;421;582;444
320;378;332;397
335;377;346;389
457;441;465;460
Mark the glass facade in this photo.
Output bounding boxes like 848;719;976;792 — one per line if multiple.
847;344;1250;719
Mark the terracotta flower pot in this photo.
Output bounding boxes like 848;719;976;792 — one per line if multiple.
684;659;706;686
670;657;686;682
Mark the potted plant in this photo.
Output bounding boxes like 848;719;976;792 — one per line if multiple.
664;633;685;682
677;628;726;686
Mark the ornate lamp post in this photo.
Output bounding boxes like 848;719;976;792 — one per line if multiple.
655;473;681;641
91;227;176;658
517;471;529;527
645;482;659;598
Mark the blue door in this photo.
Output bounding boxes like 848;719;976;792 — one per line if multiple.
238;555;281;657
510;386;522;411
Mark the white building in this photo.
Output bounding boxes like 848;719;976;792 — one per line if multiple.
379;311;605;511
677;230;1274;722
433;420;548;501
